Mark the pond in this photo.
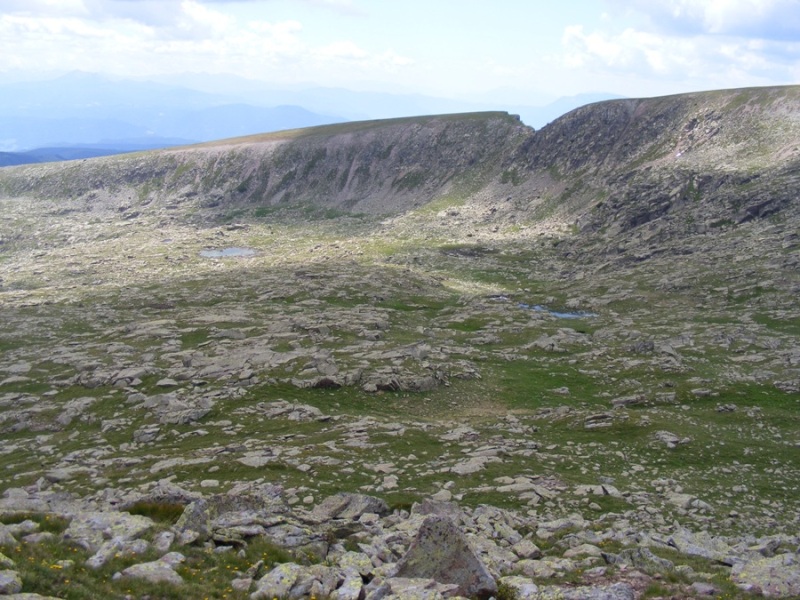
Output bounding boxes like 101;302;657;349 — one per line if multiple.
519;303;597;319
199;247;256;258
488;295;597;319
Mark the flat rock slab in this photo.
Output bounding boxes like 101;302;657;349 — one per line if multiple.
62;512;154;553
732;553;800;597
310;492;389;522
119;552;185;586
537;582;636;600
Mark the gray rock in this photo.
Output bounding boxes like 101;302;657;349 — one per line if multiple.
690;581;720;595
666;527;736;565
537;582;636;600
366;576;459;600
731;553;800;597
0;570;22;595
0;525;17;547
175;490;288;544
603;547;673;572
498;575;540;599
62;511;154;553
392;515;497;599
311;493;390;522
119;552;185;586
331;568;363;600
511;538;542;560
250;562;305;600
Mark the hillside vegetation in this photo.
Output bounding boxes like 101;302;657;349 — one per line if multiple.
0;86;798;599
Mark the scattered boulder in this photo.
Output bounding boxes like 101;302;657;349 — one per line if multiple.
250;562;306;600
0;570;23;594
391;515;497;599
118;552;185;586
310;493;390;522
62;512;154;554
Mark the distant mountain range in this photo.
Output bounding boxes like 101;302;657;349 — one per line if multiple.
0;71;620;166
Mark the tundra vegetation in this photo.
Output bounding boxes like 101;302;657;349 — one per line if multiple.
0;87;798;599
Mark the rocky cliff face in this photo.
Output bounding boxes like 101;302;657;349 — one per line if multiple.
0;112;529;218
2;86;797;250
509;86;800;242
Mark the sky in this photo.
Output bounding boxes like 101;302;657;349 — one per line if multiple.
0;0;799;103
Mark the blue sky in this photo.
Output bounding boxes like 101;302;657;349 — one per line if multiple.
1;0;798;102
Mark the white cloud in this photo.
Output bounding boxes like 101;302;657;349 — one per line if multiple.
0;0;410;86
560;0;800;94
607;0;800;40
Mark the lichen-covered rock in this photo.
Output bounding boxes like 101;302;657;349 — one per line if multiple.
665;527;736;565
119;552;185;586
731;553;800;597
602;547;674;572
0;525;17;547
62;511;154;553
0;570;23;594
366;576;460;600
331;568;364;600
391;515;497;599
311;493;390;522
176;490;288;544
536;582;636;600
86;538;149;569
338;550;375;577
498;576;540;599
250;562;305;600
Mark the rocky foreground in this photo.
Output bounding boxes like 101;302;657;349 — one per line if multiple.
1;483;800;600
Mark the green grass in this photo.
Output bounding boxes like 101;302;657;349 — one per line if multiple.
126;501;186;525
753;313;800;336
0;518;295;600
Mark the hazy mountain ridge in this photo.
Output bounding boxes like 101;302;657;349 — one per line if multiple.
0;112;530;219
2;85;798;245
0;72;616;153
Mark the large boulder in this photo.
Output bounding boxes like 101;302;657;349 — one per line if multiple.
391;515;497;599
